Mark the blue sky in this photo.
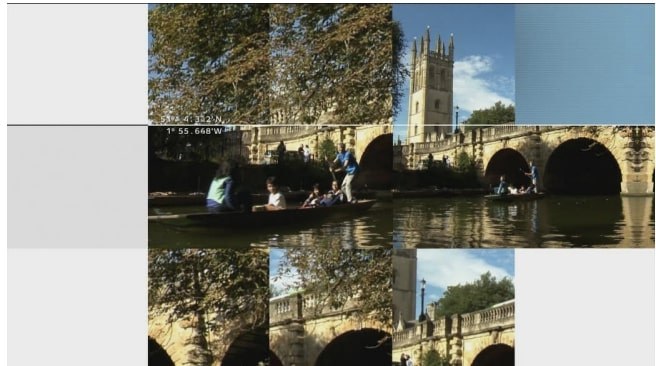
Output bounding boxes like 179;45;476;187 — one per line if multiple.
269;248;300;296
416;249;515;317
393;4;515;142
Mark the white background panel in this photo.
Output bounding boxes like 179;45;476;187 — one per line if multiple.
8;249;146;366
8;126;146;248
516;249;654;365
7;4;147;124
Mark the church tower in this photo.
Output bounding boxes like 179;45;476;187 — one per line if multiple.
393;249;417;327
407;27;455;144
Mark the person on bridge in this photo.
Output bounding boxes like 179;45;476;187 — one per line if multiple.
524;161;539;193
276;141;286;164
400;353;407;366
405;355;414;366
265;176;287;210
206;161;252;213
330;142;360;203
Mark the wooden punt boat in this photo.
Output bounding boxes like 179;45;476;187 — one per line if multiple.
484;192;546;202
149;199;377;228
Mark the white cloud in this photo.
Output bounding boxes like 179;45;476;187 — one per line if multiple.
417;249;513;291
454;55;514;119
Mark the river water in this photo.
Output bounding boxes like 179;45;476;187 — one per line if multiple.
393;195;654;248
149;195;654;248
149;202;393;249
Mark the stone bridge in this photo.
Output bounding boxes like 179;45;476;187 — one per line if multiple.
246;125;391;166
396;125;654;195
148;308;268;366
393;300;515;366
269;292;392;366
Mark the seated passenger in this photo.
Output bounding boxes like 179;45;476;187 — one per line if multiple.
265;176;286;210
302;183;323;208
319;180;346;207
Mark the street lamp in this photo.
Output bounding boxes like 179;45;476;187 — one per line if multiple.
419;278;427;320
455;105;460;133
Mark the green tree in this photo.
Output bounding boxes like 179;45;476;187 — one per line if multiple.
434;272;514;317
149;4;271;124
463;101;515;127
148;249;269;366
149;4;405;125
276;248;392;325
422;349;450;366
317;138;337;162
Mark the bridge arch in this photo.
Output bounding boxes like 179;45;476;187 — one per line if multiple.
544;137;621;194
358;133;393;189
471;343;514;366
484;148;531;188
148;337;174;366
314;328;391;366
221;327;269;366
269;350;283;366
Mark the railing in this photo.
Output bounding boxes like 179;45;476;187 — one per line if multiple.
392;300;514;343
257;126;325;143
269;291;361;324
459;300;515;334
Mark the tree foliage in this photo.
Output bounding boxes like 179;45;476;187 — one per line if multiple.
276;248;392;325
149;4;270;124
149;249;269;366
434;272;514;317
463;101;515;127
317;138;337;161
422;349;450;366
149;4;405;125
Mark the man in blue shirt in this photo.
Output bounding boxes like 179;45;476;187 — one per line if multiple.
524;160;539;193
331;142;359;203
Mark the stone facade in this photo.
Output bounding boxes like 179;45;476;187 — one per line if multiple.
407;28;455;145
400;125;655;195
269;292;391;366
393;300;515;366
243;124;391;166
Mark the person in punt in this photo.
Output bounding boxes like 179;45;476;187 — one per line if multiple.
301;183;323;208
330;142;360;203
265;176;287;211
319;180;347;207
206;161;252;213
495;175;509;195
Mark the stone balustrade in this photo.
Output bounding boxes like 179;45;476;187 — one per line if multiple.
269;291;362;324
392;300;514;343
459;300;514;335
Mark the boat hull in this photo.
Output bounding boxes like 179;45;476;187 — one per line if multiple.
484;193;546;202
149;199;377;228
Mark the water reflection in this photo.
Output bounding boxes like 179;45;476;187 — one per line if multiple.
394;195;654;248
150;203;393;249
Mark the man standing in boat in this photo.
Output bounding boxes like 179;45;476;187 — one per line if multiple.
524;161;539;193
331;142;359;203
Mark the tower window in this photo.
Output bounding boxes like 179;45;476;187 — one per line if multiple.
440;70;446;89
434;99;440;110
414;125;418;136
415;102;419;113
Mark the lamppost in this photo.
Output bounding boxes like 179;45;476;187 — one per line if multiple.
455;105;460;133
419;278;426;320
